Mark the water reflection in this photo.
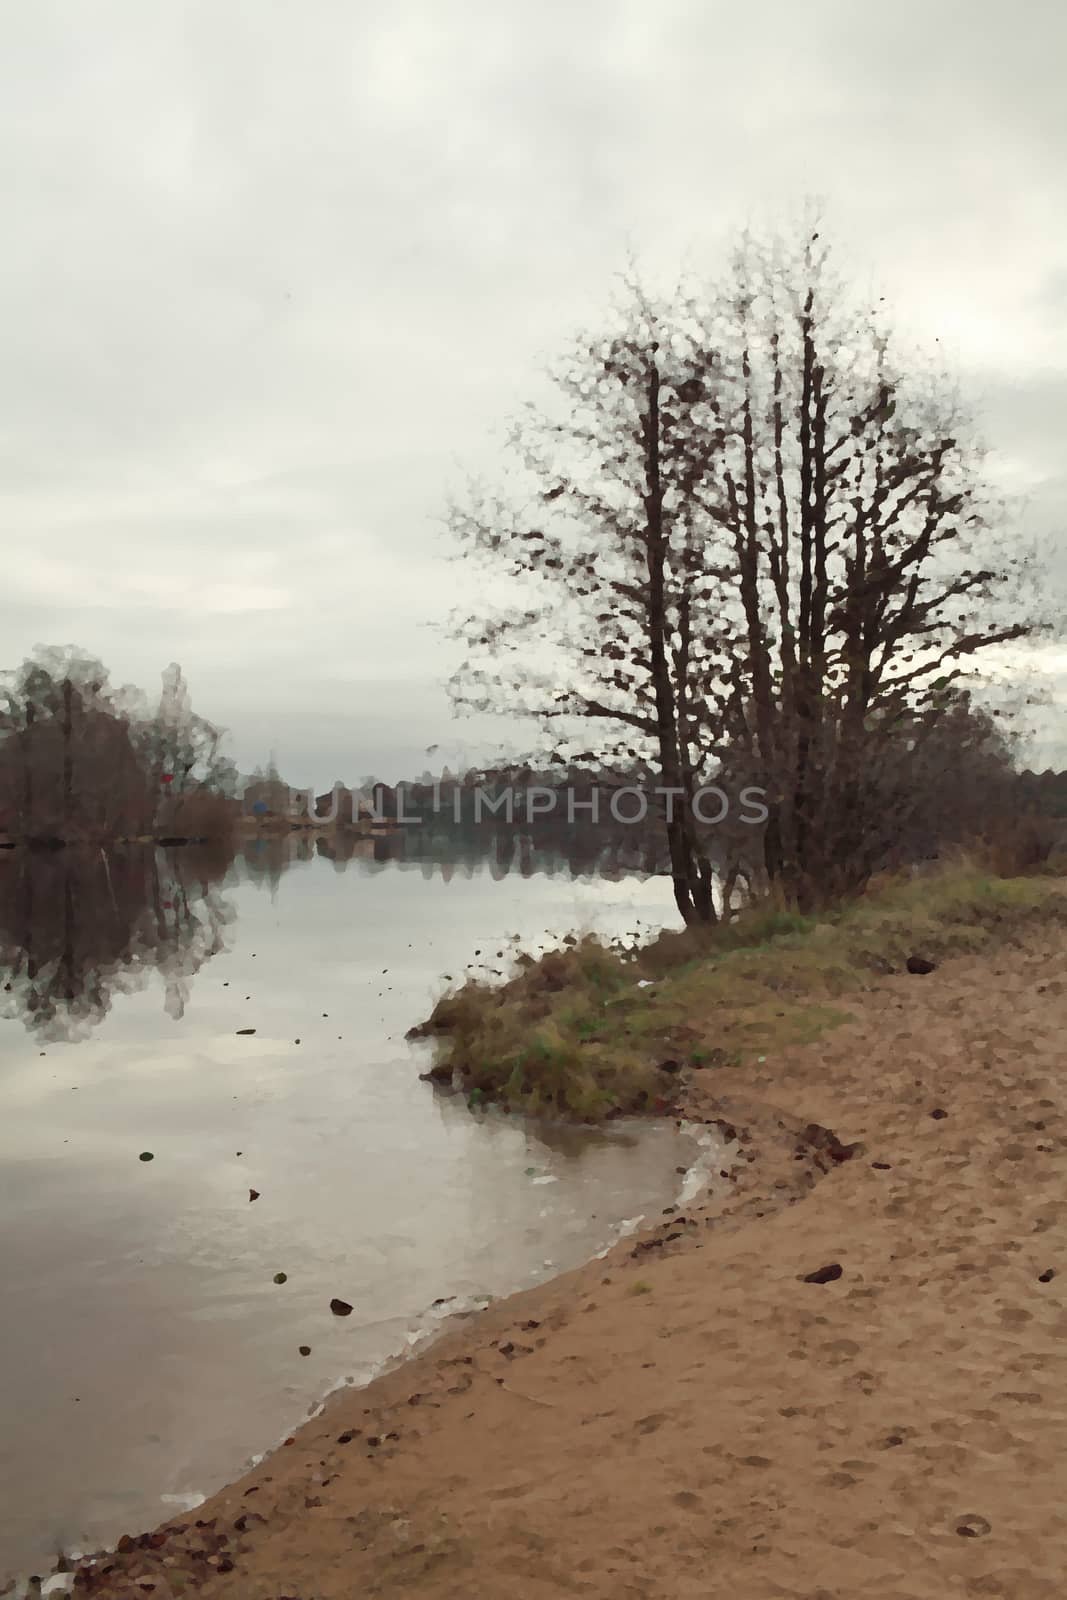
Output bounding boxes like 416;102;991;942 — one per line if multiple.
306;820;669;880
433;1093;648;1162
0;824;668;1041
0;844;690;1584
0;844;235;1039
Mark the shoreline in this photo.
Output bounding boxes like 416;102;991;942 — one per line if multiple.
37;1090;875;1597
15;1113;740;1593
40;874;1067;1597
226;1117;737;1485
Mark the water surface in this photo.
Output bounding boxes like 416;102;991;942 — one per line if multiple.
0;841;717;1581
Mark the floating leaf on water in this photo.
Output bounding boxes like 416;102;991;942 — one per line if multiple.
249;1189;260;1202
235;1028;256;1036
298;1345;311;1356
273;1272;288;1284
139;1152;154;1162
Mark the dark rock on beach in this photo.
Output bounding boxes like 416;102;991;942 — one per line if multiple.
802;1262;844;1284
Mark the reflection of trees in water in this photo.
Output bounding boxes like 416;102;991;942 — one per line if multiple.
232;823;673;885
0;844;235;1039
0;826;667;1043
302;822;672;881
237;832;291;894
235;833;321;898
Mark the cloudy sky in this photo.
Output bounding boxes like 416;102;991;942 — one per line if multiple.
2;0;1064;785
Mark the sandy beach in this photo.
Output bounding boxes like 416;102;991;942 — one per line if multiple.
52;900;1067;1599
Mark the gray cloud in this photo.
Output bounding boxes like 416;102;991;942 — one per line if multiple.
2;0;1065;782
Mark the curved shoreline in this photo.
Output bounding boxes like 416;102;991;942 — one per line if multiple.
45;883;1067;1597
41;1091;858;1596
232;1118;734;1467
14;1117;736;1594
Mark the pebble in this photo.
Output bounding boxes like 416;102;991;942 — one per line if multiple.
802;1263;844;1285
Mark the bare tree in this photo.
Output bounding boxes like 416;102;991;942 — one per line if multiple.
448;226;1041;914
448;280;738;924
0;648;238;842
702;229;1039;902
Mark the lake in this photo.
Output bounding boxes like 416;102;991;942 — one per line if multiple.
0;837;724;1584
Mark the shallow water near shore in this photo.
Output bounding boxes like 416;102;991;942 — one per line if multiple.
0;842;707;1582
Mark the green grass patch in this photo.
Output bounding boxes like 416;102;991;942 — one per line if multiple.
409;863;1067;1121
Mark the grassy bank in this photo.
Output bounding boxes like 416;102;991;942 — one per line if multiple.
410;864;1067;1120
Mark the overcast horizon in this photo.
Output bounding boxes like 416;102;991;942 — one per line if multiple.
3;1;1065;787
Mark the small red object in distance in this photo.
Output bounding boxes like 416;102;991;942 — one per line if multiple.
161;774;173;784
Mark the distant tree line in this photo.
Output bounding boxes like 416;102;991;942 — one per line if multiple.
0;647;239;843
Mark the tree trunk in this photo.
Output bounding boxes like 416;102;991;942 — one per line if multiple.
643;357;710;925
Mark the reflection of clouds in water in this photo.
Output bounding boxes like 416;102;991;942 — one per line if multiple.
0;844;693;1580
439;1099;645;1164
0;829;671;1044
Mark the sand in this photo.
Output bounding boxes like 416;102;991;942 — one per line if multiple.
58;915;1067;1599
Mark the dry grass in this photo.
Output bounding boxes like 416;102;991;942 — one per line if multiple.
410;862;1067;1121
